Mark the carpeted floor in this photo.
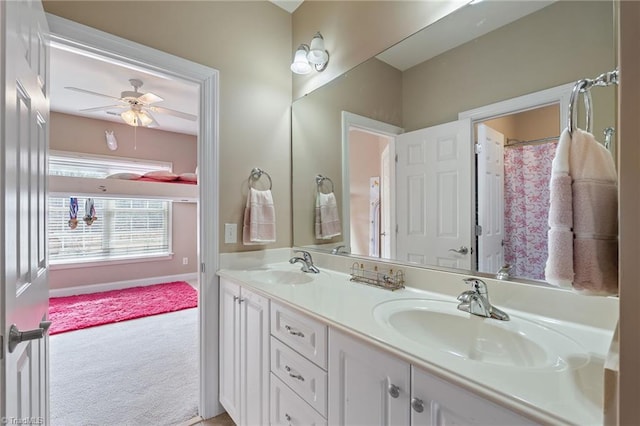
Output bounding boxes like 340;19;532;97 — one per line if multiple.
50;308;199;426
49;281;198;335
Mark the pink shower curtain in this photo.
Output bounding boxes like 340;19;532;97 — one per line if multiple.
503;141;557;280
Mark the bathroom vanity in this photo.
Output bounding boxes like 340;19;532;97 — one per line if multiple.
218;250;618;426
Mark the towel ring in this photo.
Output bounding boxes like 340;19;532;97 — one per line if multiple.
248;167;272;190
568;79;593;136
315;174;334;193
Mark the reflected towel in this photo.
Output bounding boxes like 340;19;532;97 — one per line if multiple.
315;191;341;239
242;188;276;245
544;128;618;295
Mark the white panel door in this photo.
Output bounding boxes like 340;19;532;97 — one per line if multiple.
219;279;241;424
2;0;50;423
328;328;410;425
477;124;505;274
240;288;269;426
396;119;472;269
410;366;535;425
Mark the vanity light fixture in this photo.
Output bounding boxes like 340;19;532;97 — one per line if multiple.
290;31;330;74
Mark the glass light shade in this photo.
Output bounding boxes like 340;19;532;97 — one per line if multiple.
290;44;312;74
121;109;154;127
307;32;329;65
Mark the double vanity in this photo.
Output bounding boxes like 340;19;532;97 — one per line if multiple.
217;249;618;425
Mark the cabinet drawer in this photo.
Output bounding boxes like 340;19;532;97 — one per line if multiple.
270;373;327;426
271;301;327;368
271;337;328;416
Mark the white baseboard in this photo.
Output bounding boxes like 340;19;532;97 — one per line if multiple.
49;272;199;298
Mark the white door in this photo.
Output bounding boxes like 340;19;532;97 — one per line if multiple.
240;288;269;426
2;0;50;422
476;124;505;274
396;119;472;269
328;328;410;425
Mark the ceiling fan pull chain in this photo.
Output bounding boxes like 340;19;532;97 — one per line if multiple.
134;125;137;150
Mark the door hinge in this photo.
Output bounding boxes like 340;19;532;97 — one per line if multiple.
475;225;483;236
0;335;3;360
395;224;399;234
395;154;398;163
200;262;206;273
474;143;482;154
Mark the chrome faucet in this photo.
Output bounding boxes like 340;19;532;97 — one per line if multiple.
289;250;320;273
496;264;512;280
457;278;509;321
330;245;347;255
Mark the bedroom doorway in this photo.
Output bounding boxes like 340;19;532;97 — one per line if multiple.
47;14;221;420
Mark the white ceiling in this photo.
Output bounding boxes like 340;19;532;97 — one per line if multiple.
270;0;304;13
377;1;554;71
50;44;200;136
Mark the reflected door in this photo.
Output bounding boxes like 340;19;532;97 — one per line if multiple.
476;124;505;274
396;119;472;269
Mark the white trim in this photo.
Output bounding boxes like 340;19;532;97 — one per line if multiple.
50;253;174;270
341;112;403;255
46;15;222;418
48;272;198;297
458;82;574;126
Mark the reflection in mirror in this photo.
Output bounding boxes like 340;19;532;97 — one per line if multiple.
292;1;616;284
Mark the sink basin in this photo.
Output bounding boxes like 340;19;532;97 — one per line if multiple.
373;299;587;370
247;267;314;285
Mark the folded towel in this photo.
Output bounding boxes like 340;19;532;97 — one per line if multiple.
545;128;618;295
315;191;341;239
242;188;276;245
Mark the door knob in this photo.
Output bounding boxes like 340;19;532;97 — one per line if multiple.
448;246;469;255
8;323;45;353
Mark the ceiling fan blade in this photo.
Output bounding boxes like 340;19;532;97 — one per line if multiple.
79;104;128;113
137;92;163;105
65;86;123;101
148;105;197;121
144;110;160;128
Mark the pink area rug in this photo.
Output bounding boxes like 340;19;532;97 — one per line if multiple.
49;281;198;335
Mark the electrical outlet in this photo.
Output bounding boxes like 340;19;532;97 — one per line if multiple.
225;223;237;244
182;257;188;265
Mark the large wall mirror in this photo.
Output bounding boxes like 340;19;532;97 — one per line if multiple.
292;0;616;284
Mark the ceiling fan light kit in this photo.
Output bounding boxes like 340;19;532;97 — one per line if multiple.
66;78;197;129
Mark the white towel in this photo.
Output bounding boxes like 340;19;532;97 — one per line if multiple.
545;128;618;295
242;188;276;245
315;191;341;240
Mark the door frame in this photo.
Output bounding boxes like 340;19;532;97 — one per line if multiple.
341;111;403;256
458;82;573;270
46;15;222;418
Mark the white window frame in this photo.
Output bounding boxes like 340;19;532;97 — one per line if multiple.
48;151;175;267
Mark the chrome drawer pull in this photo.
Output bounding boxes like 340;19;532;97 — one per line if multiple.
284;325;304;337
411;397;424;413
285;365;305;381
285;413;291;422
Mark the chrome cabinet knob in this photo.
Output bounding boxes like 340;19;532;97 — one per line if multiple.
388;383;400;398
411;397;425;413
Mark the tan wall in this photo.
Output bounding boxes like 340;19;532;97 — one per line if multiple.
48;112;198;289
291;0;467;99
482;104;559;142
618;1;639;423
292;58;402;246
403;1;615;136
44;0;292;254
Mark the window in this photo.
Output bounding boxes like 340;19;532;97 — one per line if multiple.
48;152;173;265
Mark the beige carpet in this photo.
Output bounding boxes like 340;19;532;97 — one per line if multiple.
50;308;199;426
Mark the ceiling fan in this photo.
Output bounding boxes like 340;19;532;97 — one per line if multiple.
65;78;197;128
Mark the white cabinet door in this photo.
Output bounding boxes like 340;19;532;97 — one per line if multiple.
328;328;410;425
219;279;269;426
219;279;241;424
410;366;536;426
240;287;270;426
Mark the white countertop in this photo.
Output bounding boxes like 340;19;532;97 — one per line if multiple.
218;250;618;425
